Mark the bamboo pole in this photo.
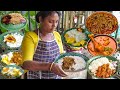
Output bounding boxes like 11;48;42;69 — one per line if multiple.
63;11;66;30
77;11;84;28
68;11;70;29
64;11;69;30
61;11;64;29
70;11;74;28
84;11;88;25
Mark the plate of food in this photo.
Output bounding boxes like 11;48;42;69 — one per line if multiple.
0;13;27;31
87;56;119;79
86;11;118;34
1;64;24;79
62;28;89;51
0;50;23;66
0;30;24;50
54;52;89;79
54;52;89;72
87;34;117;56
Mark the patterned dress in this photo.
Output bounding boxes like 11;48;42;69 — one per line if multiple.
27;35;61;79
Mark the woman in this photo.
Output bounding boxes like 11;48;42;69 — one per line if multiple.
21;11;67;79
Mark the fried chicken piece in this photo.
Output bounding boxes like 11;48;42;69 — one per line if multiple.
103;37;109;41
88;45;95;52
88;34;104;52
103;40;110;46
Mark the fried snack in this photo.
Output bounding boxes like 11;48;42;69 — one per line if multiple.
62;57;76;71
10;52;23;65
86;11;118;34
4;35;16;43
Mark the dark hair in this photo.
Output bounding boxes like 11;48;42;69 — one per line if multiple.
35;11;61;23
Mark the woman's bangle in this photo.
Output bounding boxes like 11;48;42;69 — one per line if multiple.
49;62;54;71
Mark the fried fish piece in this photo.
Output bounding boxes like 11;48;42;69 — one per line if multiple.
5;35;16;43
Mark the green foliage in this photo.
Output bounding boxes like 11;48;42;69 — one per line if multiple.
23;11;37;32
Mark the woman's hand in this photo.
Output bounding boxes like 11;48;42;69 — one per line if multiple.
51;63;67;77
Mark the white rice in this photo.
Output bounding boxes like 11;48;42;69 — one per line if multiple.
66;29;86;42
62;69;87;79
89;57;116;76
57;55;87;79
4;33;24;48
57;56;86;71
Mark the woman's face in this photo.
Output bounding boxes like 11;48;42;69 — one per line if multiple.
40;12;59;33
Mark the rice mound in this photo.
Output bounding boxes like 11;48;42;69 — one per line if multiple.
57;56;86;71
